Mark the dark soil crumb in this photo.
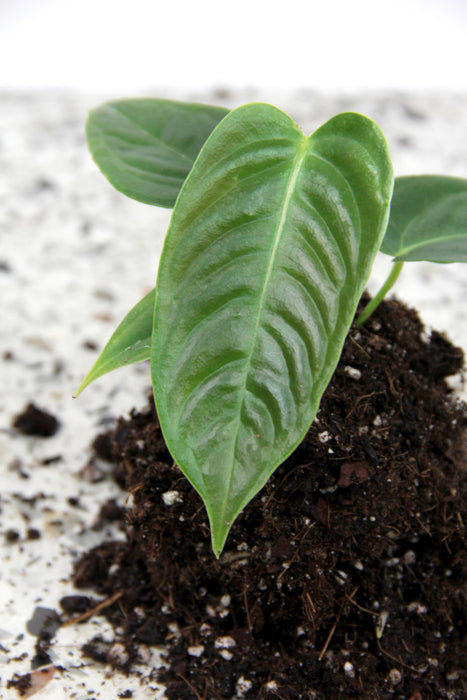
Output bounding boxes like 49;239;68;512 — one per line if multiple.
5;529;20;543
7;666;56;697
92;499;126;531
31;643;53;670
7;673;32;696
72;298;467;699
40;455;62;466
26;528;41;540
83;339;99;351
92;432;114;462
12;403;60;437
0;260;12;273
59;595;94;615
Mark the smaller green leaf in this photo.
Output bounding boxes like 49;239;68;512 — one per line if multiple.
75;289;154;396
381;175;467;262
86;99;228;207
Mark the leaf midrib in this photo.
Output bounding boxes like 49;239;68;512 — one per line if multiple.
397;231;467;259
218;135;309;530
107;105;194;165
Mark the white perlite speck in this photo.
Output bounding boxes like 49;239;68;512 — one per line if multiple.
108;643;129;666
187;645;205;657
214;635;236;649
137;645;151;664
162;490;182;506
235;676;253;696
403;550;417;565
219;649;234;660
407;601;427;614
343;661;355;678
265;680;279;691
344;365;361;380
388;668;402;685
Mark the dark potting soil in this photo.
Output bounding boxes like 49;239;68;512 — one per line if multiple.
12;402;60;437
69;298;467;699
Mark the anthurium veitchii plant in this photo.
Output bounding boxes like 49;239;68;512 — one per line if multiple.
77;98;467;555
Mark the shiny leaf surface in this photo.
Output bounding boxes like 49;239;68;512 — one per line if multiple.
382;175;467;262
151;103;393;555
75;289;154;396
86;99;228;207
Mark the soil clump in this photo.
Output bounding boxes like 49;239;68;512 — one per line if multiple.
12;403;60;437
69;298;467;699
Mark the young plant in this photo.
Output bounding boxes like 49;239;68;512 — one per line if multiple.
77;98;467;556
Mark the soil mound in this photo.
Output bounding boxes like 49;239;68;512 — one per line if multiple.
71;298;467;699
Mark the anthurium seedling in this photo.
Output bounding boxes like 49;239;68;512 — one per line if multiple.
77;98;467;556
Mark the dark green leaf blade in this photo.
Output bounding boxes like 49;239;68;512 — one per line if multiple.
151;104;393;555
86;99;229;207
381;175;467;262
75;288;154;396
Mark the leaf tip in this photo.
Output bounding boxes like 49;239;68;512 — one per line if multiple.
211;521;232;559
73;373;92;398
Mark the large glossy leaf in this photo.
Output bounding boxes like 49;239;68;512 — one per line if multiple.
86;99;228;207
75;289;154;396
382;175;467;262
151;103;393;555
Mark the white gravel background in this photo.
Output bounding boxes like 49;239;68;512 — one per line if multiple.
0;89;466;699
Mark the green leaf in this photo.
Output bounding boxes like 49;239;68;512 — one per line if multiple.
381;175;467;262
151;103;393;556
75;288;154;396
86;99;229;207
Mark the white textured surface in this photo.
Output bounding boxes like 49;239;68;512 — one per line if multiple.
0;90;466;698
